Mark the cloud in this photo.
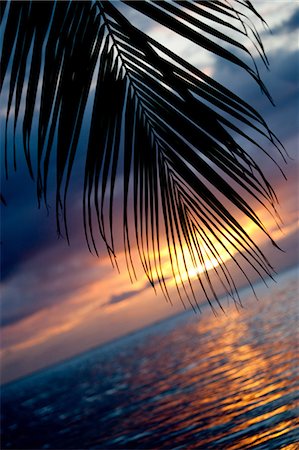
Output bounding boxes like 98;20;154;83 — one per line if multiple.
103;273;173;307
0;231;114;328
107;287;146;306
271;49;299;86
272;8;299;34
209;43;299;147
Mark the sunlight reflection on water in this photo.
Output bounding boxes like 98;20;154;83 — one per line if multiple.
2;267;299;449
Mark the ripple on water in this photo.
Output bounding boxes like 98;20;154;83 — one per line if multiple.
2;267;299;449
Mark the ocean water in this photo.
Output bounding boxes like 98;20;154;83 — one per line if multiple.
1;266;299;449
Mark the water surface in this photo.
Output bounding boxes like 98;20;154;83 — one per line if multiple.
2;267;299;449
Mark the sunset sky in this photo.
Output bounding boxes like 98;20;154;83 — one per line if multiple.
1;1;298;384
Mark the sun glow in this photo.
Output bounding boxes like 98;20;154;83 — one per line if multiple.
156;208;288;288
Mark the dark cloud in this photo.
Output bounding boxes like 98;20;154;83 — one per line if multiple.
1;159;91;281
0;98;128;282
210;45;299;145
1;188;56;280
272;8;299;34
1;264;81;327
0;285;59;327
106;286;147;306
2;252;100;327
270;49;299;85
105;274;173;307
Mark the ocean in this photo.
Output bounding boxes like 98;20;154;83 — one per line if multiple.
1;266;299;449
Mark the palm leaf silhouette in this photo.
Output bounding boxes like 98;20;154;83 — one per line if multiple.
0;1;286;309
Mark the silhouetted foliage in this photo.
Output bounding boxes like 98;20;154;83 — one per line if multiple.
0;1;286;309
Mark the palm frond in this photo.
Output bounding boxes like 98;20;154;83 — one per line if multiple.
0;0;286;308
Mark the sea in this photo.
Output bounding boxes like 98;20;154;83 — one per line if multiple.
1;266;299;449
